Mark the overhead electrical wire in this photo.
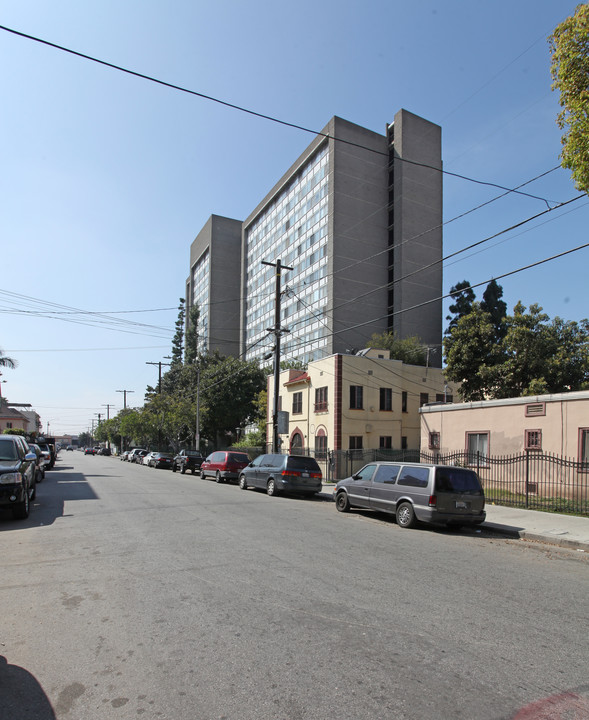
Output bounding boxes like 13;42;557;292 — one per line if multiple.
0;23;557;206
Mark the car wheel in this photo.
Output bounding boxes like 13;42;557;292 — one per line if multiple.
36;469;43;483
172;463;177;472
267;478;277;496
13;489;30;520
239;474;247;490
30;481;36;501
180;464;186;474
215;471;222;483
191;468;196;474
396;502;416;529
335;491;350;512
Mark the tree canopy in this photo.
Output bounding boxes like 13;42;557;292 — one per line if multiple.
366;331;428;366
550;3;589;194
444;300;589;401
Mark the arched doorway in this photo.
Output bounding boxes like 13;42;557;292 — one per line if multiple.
290;430;304;454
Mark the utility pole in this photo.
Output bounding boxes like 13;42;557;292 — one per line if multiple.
262;258;293;453
116;389;134;409
195;364;200;452
102;404;114;420
146;357;172;394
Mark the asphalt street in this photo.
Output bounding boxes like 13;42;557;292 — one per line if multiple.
1;453;588;720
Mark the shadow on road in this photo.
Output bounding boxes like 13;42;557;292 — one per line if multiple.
0;469;98;529
0;655;56;719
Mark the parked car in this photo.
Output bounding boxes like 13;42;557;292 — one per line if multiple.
97;447;111;456
36;439;56;468
200;451;250;483
141;452;155;466
334;462;486;529
148;452;174;469
239;454;322;497
0;434;37;519
172;450;204;475
127;449;148;463
28;443;47;483
120;450;130;461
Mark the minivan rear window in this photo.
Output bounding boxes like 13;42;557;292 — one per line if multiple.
228;453;249;463
435;467;482;493
286;456;321;472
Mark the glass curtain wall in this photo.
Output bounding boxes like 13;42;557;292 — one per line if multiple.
244;145;330;364
191;249;210;354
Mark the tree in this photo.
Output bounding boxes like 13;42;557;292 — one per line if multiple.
0;348;16;369
366;331;427;365
550;4;589;194
445;281;475;335
171;298;185;367
184;304;201;365
480;279;507;339
443;304;502;401
444;301;589;401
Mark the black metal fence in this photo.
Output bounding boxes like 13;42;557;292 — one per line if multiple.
231;446;589;516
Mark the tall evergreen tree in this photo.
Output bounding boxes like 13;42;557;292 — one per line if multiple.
171;298;185;367
445;281;475;335
480;279;507;339
185;304;201;365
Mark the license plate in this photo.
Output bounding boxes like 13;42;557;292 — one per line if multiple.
455;501;468;510
302;473;309;478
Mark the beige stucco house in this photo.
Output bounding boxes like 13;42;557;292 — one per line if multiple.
267;349;453;454
0;404;29;433
419;390;589;462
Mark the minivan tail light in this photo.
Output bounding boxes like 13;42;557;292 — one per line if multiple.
428;495;437;507
282;470;301;477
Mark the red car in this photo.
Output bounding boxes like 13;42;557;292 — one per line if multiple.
200;451;250;483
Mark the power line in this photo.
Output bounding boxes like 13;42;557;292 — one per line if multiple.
0;23;557;206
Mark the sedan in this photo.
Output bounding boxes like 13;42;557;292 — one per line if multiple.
148;452;174;469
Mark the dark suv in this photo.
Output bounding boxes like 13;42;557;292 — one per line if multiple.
0;435;37;519
238;454;322;497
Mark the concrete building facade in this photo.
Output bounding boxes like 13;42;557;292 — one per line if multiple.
187;109;443;365
186;215;243;358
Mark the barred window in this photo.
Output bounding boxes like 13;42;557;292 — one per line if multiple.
380;388;392;411
292;392;303;414
350;385;363;410
315;386;328;412
525;429;542;451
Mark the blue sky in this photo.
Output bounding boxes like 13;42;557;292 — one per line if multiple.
1;0;587;435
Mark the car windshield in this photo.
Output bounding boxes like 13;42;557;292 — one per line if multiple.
185;451;201;457
0;440;18;461
435;467;482;493
287;456;321;472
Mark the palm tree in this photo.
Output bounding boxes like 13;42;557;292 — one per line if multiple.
0;349;16;369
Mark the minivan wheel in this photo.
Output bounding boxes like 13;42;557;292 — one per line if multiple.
215;471;222;483
239;475;247;490
172;464;177;473
267;478;277;496
396;502;416;529
335;491;350;513
180;464;186;474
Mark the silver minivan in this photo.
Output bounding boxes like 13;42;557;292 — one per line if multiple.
334;462;486;529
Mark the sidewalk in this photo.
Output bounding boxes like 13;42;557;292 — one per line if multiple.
320;483;589;551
